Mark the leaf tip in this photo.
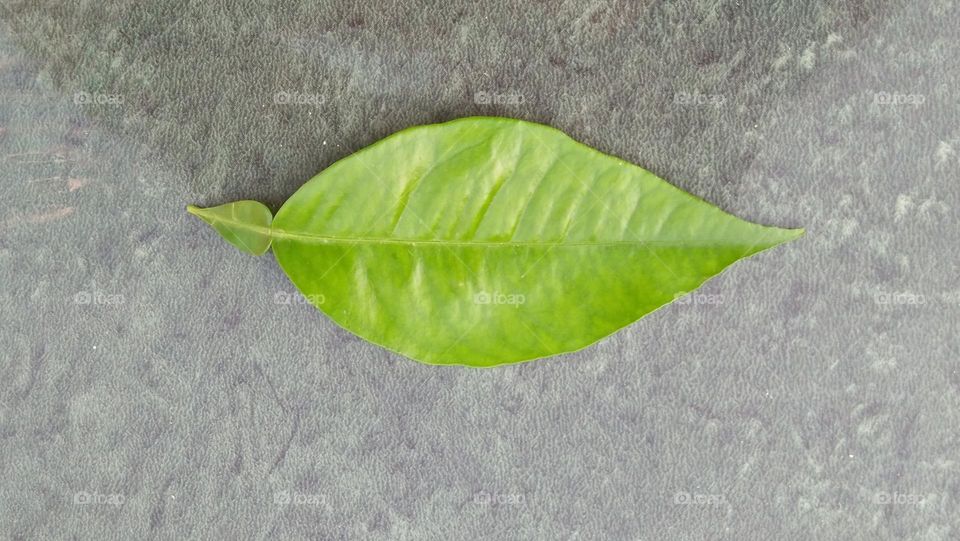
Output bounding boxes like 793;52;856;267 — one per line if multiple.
768;226;804;249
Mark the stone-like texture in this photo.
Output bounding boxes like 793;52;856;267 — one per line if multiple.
0;1;957;539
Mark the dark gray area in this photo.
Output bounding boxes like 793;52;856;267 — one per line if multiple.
1;1;957;539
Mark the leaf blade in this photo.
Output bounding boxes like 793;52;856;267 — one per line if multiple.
263;117;802;366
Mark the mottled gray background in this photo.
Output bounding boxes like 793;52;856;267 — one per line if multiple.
1;0;958;539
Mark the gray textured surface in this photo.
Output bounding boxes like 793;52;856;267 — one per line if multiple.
1;1;958;539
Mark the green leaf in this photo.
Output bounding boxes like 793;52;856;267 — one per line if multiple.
189;117;803;367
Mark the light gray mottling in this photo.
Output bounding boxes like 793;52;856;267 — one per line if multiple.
0;1;958;539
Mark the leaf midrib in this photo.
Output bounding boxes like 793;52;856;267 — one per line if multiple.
202;213;794;248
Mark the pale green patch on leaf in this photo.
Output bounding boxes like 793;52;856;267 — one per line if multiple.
189;117;803;366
